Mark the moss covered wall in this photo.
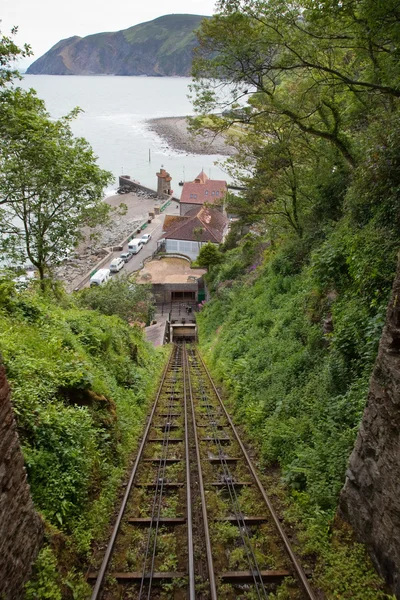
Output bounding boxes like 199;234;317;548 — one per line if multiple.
340;255;400;597
0;362;43;599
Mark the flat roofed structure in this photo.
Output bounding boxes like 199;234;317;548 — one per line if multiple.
137;256;206;304
138;257;206;284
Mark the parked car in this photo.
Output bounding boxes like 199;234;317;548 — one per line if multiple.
90;268;110;286
128;239;143;254
120;252;133;263
109;257;125;273
140;233;152;244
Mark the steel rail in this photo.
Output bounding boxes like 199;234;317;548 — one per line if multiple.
189;350;267;597
139;345;181;599
90;347;174;600
198;351;318;600
183;344;196;599
184;343;218;600
189;349;268;598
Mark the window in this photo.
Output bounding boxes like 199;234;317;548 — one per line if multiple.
216;191;219;196
212;191;215;196
179;241;193;254
167;240;178;251
194;194;197;199
205;190;208;195
190;194;193;198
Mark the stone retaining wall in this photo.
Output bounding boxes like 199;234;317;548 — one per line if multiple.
339;254;400;598
0;362;43;599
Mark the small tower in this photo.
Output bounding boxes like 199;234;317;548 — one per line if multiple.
156;165;172;196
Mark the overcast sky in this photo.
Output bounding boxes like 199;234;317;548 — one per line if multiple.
2;0;217;69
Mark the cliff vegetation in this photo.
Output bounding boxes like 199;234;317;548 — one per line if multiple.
0;33;169;598
192;0;400;597
26;14;208;76
0;278;165;598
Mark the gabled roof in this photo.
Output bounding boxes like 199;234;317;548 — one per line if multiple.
164;206;228;243
194;170;209;184
180;179;227;205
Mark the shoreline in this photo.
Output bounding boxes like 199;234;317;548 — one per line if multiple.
55;190;155;291
147;116;236;156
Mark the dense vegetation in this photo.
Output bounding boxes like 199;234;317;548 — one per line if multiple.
0;33;166;597
192;0;399;596
0;279;165;598
0;37;113;285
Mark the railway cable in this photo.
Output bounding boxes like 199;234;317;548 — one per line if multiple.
184;343;218;600
90;347;175;600
138;344;182;599
192;352;268;598
90;342;316;600
197;348;318;600
188;347;269;599
182;343;196;599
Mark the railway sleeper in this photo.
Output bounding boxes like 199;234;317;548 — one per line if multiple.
147;438;183;443
219;569;291;584
215;516;269;525
135;482;185;488
154;423;181;430
128;517;186;526
207;481;253;488
207;456;239;464
158;413;181;417
88;571;187;582
143;458;183;463
196;423;226;429
201;437;231;444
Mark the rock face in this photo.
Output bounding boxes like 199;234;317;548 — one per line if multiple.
0;362;43;599
26;14;207;76
339;254;400;597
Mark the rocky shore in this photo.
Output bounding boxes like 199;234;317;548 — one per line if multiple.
147;116;236;156
55;215;142;291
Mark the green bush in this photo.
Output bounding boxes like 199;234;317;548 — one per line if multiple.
196;122;399;595
0;283;166;597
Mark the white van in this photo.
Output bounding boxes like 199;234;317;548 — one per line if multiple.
110;257;125;273
128;239;143;254
89;268;110;287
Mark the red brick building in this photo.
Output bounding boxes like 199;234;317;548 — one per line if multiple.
179;170;227;216
163;205;229;260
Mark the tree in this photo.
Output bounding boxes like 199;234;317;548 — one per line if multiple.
78;275;155;325
196;243;223;270
193;226;205;252
191;0;400;169
0;27;31;86
0;87;113;284
189;0;400;239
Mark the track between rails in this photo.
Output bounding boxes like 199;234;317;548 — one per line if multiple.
88;343;317;599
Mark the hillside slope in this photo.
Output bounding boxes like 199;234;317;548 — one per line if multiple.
0;280;166;596
26;14;207;76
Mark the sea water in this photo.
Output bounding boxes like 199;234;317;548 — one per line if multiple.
20;75;231;196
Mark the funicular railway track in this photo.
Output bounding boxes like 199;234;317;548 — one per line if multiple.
89;343;317;600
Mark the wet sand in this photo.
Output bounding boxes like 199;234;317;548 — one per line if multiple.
147;116;235;156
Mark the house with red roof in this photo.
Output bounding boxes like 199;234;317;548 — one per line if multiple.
163;205;229;260
180;170;227;216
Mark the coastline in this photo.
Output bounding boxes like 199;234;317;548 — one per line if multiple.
147;116;235;156
55;190;152;291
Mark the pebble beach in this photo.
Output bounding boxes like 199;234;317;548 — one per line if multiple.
147;116;235;156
